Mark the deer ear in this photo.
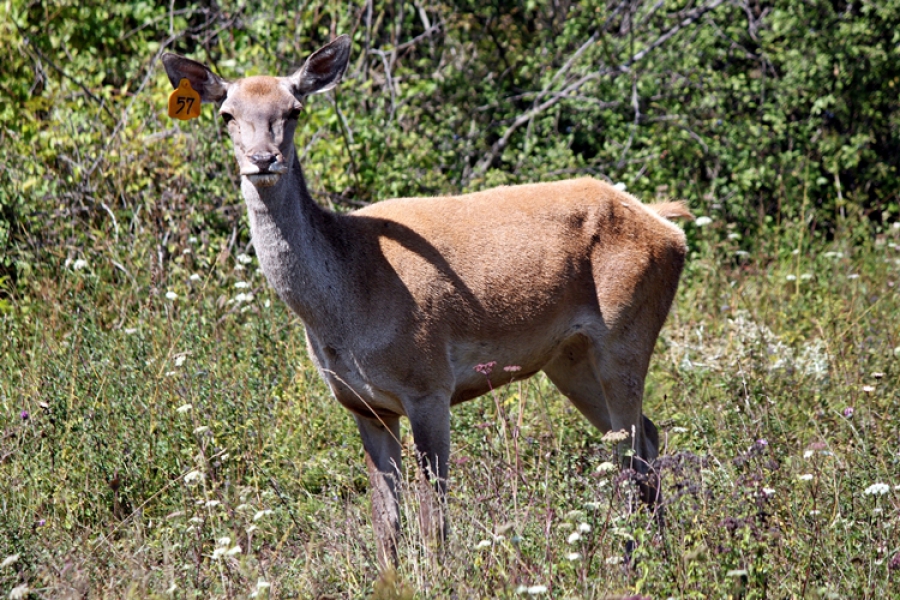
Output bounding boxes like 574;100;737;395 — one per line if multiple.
289;35;351;98
161;53;229;103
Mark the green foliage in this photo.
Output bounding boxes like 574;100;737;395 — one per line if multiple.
1;0;900;597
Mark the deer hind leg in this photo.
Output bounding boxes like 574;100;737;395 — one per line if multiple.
544;333;661;506
355;414;402;568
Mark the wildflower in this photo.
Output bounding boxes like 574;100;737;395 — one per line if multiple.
72;259;88;270
193;426;210;435
1;554;19;568
525;585;548;595
864;483;890;496
237;253;253;264
671;426;688;433
124;328;138;335
189;273;202;281
567;531;582;544
848;273;859;279
234;281;250;289
862;385;875;393
165;291;178;300
174;355;187;367
694;216;713;227
176;404;192;414
503;365;522;372
798;474;814;481
803;450;814;459
226;545;242;556
602;429;629;443
233;292;254;304
577;522;591;533
872;372;885;379
596;461;617;473
20;410;28;421
566;552;582;561
762;487;776;497
843;407;854;418
9;584;29;600
184;470;204;484
253;509;273;521
756;438;768;447
823;251;843;259
605;556;624;565
475;539;492;549
474;361;496;376
786;274;797;282
726;569;748;577
205;500;220;508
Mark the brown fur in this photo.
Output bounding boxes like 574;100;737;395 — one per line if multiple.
162;36;691;567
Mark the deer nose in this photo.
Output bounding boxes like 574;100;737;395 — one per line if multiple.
249;153;278;170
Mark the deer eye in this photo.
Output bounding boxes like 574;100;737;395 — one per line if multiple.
220;112;235;124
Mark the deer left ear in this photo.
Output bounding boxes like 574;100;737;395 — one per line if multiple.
161;53;229;103
289;35;352;98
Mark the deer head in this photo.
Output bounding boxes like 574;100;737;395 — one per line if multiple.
161;36;351;187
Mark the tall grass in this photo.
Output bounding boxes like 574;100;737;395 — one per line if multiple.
1;215;898;598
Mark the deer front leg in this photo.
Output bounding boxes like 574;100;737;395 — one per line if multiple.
355;414;402;568
405;397;451;550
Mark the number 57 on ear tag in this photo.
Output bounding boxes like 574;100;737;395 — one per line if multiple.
168;79;202;120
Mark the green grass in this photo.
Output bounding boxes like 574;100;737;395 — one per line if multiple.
1;218;899;599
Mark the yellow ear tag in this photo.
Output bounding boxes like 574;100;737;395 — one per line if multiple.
168;78;202;120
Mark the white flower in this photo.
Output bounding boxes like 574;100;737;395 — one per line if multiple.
577;522;591;533
72;258;88;270
1;554;19;568
165;291;178;300
864;483;890;496
605;556;624;565
726;569;748;577
205;500;220;508
9;584;29;600
596;461;617;473
234;281;250;289
217;536;231;547
602;429;629;443
189;273;202;282
226;545;242;556
785;274;797;281
526;585;548;595
803;450;814;459
862;385;875;393
823;251;844;259
253;509;273;521
211;547;227;559
193;426;210;435
237;253;253;264
124;328;138;335
184;470;204;484
695;216;713;227
566;552;582;561
475;539;492;549
762;487;776;497
671;426;688;433
233;292;254;304
567;531;582;544
176;404;192;414
174;355;187;367
848;273;859;279
798;474;814;481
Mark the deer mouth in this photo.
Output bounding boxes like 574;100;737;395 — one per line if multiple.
246;172;282;187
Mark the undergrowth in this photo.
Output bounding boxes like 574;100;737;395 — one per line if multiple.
1;214;898;599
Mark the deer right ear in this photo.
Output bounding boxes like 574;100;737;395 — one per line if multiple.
161;53;229;103
289;35;352;98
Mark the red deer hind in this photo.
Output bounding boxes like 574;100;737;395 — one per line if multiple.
162;34;691;566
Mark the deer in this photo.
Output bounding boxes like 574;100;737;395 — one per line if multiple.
162;35;691;567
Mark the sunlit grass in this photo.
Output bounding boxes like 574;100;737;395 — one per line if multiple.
1;218;898;598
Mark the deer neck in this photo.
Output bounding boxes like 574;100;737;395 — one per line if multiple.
240;157;349;332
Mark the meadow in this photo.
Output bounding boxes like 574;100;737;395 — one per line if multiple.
2;1;900;597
